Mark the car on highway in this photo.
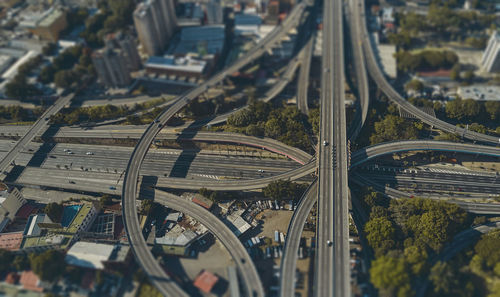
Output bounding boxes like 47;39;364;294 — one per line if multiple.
67;151;74;154
44;117;49;121
68;180;75;184
109;186;116;190
258;169;265;173
327;240;333;246
86;152;94;155
323;140;329;146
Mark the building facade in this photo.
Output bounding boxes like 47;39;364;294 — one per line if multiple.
134;0;177;56
206;0;223;24
92;48;132;88
482;31;500;73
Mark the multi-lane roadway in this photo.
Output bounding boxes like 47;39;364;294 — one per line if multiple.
0;94;73;176
315;0;350;296
120;3;310;295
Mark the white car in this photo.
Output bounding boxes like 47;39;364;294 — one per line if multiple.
323;140;328;146
86;152;94;155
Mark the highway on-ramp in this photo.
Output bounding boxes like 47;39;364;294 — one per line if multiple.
354;0;500;145
121;4;308;296
154;190;264;297
279;180;317;297
0;94;73;176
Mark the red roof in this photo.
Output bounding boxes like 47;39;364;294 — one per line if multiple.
5;272;19;284
0;232;23;251
192;195;213;210
418;69;452;77
15;204;35;219
193;270;218;294
80;270;95;290
19;271;43;292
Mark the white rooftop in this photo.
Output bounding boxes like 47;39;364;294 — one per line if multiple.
458;85;500;101
65;241;115;270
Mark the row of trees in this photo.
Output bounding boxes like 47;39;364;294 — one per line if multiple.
51;98;165;125
4;56;44;99
0;249;66;282
395;50;458;72
262;180;308;201
224;101;314;152
0;105;44;123
395;5;495;46
361;189;472;297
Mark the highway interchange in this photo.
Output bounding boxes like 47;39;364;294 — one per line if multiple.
3;0;500;296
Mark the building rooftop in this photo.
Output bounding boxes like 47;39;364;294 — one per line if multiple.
458;85;500;101
65;241;115;270
146;55;207;74
0;232;23;251
173;26;225;56
155;224;200;246
67;203;93;233
193;270;219;294
224;211;251;237
192;194;214;210
19;271;42;292
38;8;63;27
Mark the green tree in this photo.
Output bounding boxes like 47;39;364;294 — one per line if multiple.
30;250;66;282
405;79;424;92
43;202;63;222
262;180;307;201
365;216;396;254
99;194;113;208
429;261;459;295
0;249;13;274
370;115;419;144
13;254;30;271
370;255;413;297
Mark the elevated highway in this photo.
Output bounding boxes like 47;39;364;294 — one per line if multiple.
279;180;317;297
154;190;265;297
0;94;73;176
315;0;350;295
121;4;310;295
350;140;500;168
353;0;500;145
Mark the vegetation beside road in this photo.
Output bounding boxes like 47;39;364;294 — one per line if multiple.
214;101;315;152
0;105;45;124
390;5;496;49
360;189;476;297
50;98;165;125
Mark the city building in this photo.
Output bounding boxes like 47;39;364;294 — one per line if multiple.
134;0;177;56
172;25;225;56
19;271;43;292
104;32;141;71
482;31;500;73
457;85;500;101
234;13;263;36
0;187;27;232
155;224;203;256
0;232;23;251
206;0;223;24
20;203;98;251
266;0;280;24
177;2;204;27
24;8;67;42
191;194;214;210
65;242;115;270
23;214;52;237
145;55;207;79
193;270;219;294
92;48;132;88
224;210;252;237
